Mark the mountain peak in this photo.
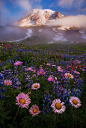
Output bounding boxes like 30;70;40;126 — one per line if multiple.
15;9;64;27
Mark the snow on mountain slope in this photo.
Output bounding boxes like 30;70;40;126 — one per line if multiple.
14;9;64;27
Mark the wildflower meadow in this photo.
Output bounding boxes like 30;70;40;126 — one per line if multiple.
0;42;86;128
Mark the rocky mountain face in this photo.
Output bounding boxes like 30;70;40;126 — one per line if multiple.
15;9;64;27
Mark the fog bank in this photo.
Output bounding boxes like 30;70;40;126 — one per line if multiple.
47;15;86;28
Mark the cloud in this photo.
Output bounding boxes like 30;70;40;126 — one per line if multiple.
13;0;42;12
47;15;86;28
58;0;84;8
58;0;74;7
73;8;86;15
16;0;32;12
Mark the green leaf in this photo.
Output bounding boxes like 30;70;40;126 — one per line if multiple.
0;117;4;125
5;116;12;120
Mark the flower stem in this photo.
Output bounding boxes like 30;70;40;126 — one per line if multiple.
11;107;20;127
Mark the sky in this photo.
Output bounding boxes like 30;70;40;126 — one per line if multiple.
0;0;86;26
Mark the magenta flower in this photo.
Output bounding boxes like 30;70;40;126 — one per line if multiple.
25;67;33;71
37;69;45;75
48;76;54;82
29;104;41;116
46;63;50;66
76;60;81;64
74;70;80;75
16;92;31;109
14;61;23;66
4;80;12;86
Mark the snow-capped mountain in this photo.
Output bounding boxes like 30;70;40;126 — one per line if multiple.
15;9;64;27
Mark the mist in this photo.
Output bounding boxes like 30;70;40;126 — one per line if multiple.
46;15;86;28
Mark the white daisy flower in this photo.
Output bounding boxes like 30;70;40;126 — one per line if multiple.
31;83;40;90
69;96;81;108
64;73;74;79
51;99;66;114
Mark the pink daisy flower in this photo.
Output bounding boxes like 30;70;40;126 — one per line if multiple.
69;96;81;108
64;73;74;79
74;71;80;75
25;67;33;71
46;63;50;66
76;60;81;64
31;83;40;90
52;64;56;67
48;76;54;82
4;80;12;86
57;66;61;70
16;92;31;109
29;104;41;116
14;61;23;66
51;99;66;114
57;66;63;72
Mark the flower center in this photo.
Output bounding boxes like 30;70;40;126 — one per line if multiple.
17;62;20;65
34;84;38;88
6;82;9;85
55;103;62;109
39;71;42;74
74;82;76;84
49;77;53;81
72;100;78;105
67;74;71;77
19;98;25;104
33;108;38;113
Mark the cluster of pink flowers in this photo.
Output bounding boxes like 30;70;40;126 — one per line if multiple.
16;92;41;116
51;96;81;114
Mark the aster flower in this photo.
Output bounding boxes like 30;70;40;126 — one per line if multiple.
57;66;63;72
16;92;31;109
14;61;23;66
76;60;81;64
52;64;56;67
37;69;45;75
69;96;81;108
64;73;74;79
29;104;41;116
4;80;12;86
46;63;50;66
48;76;54;82
74;71;80;75
31;83;40;90
51;99;66;114
25;67;33;71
